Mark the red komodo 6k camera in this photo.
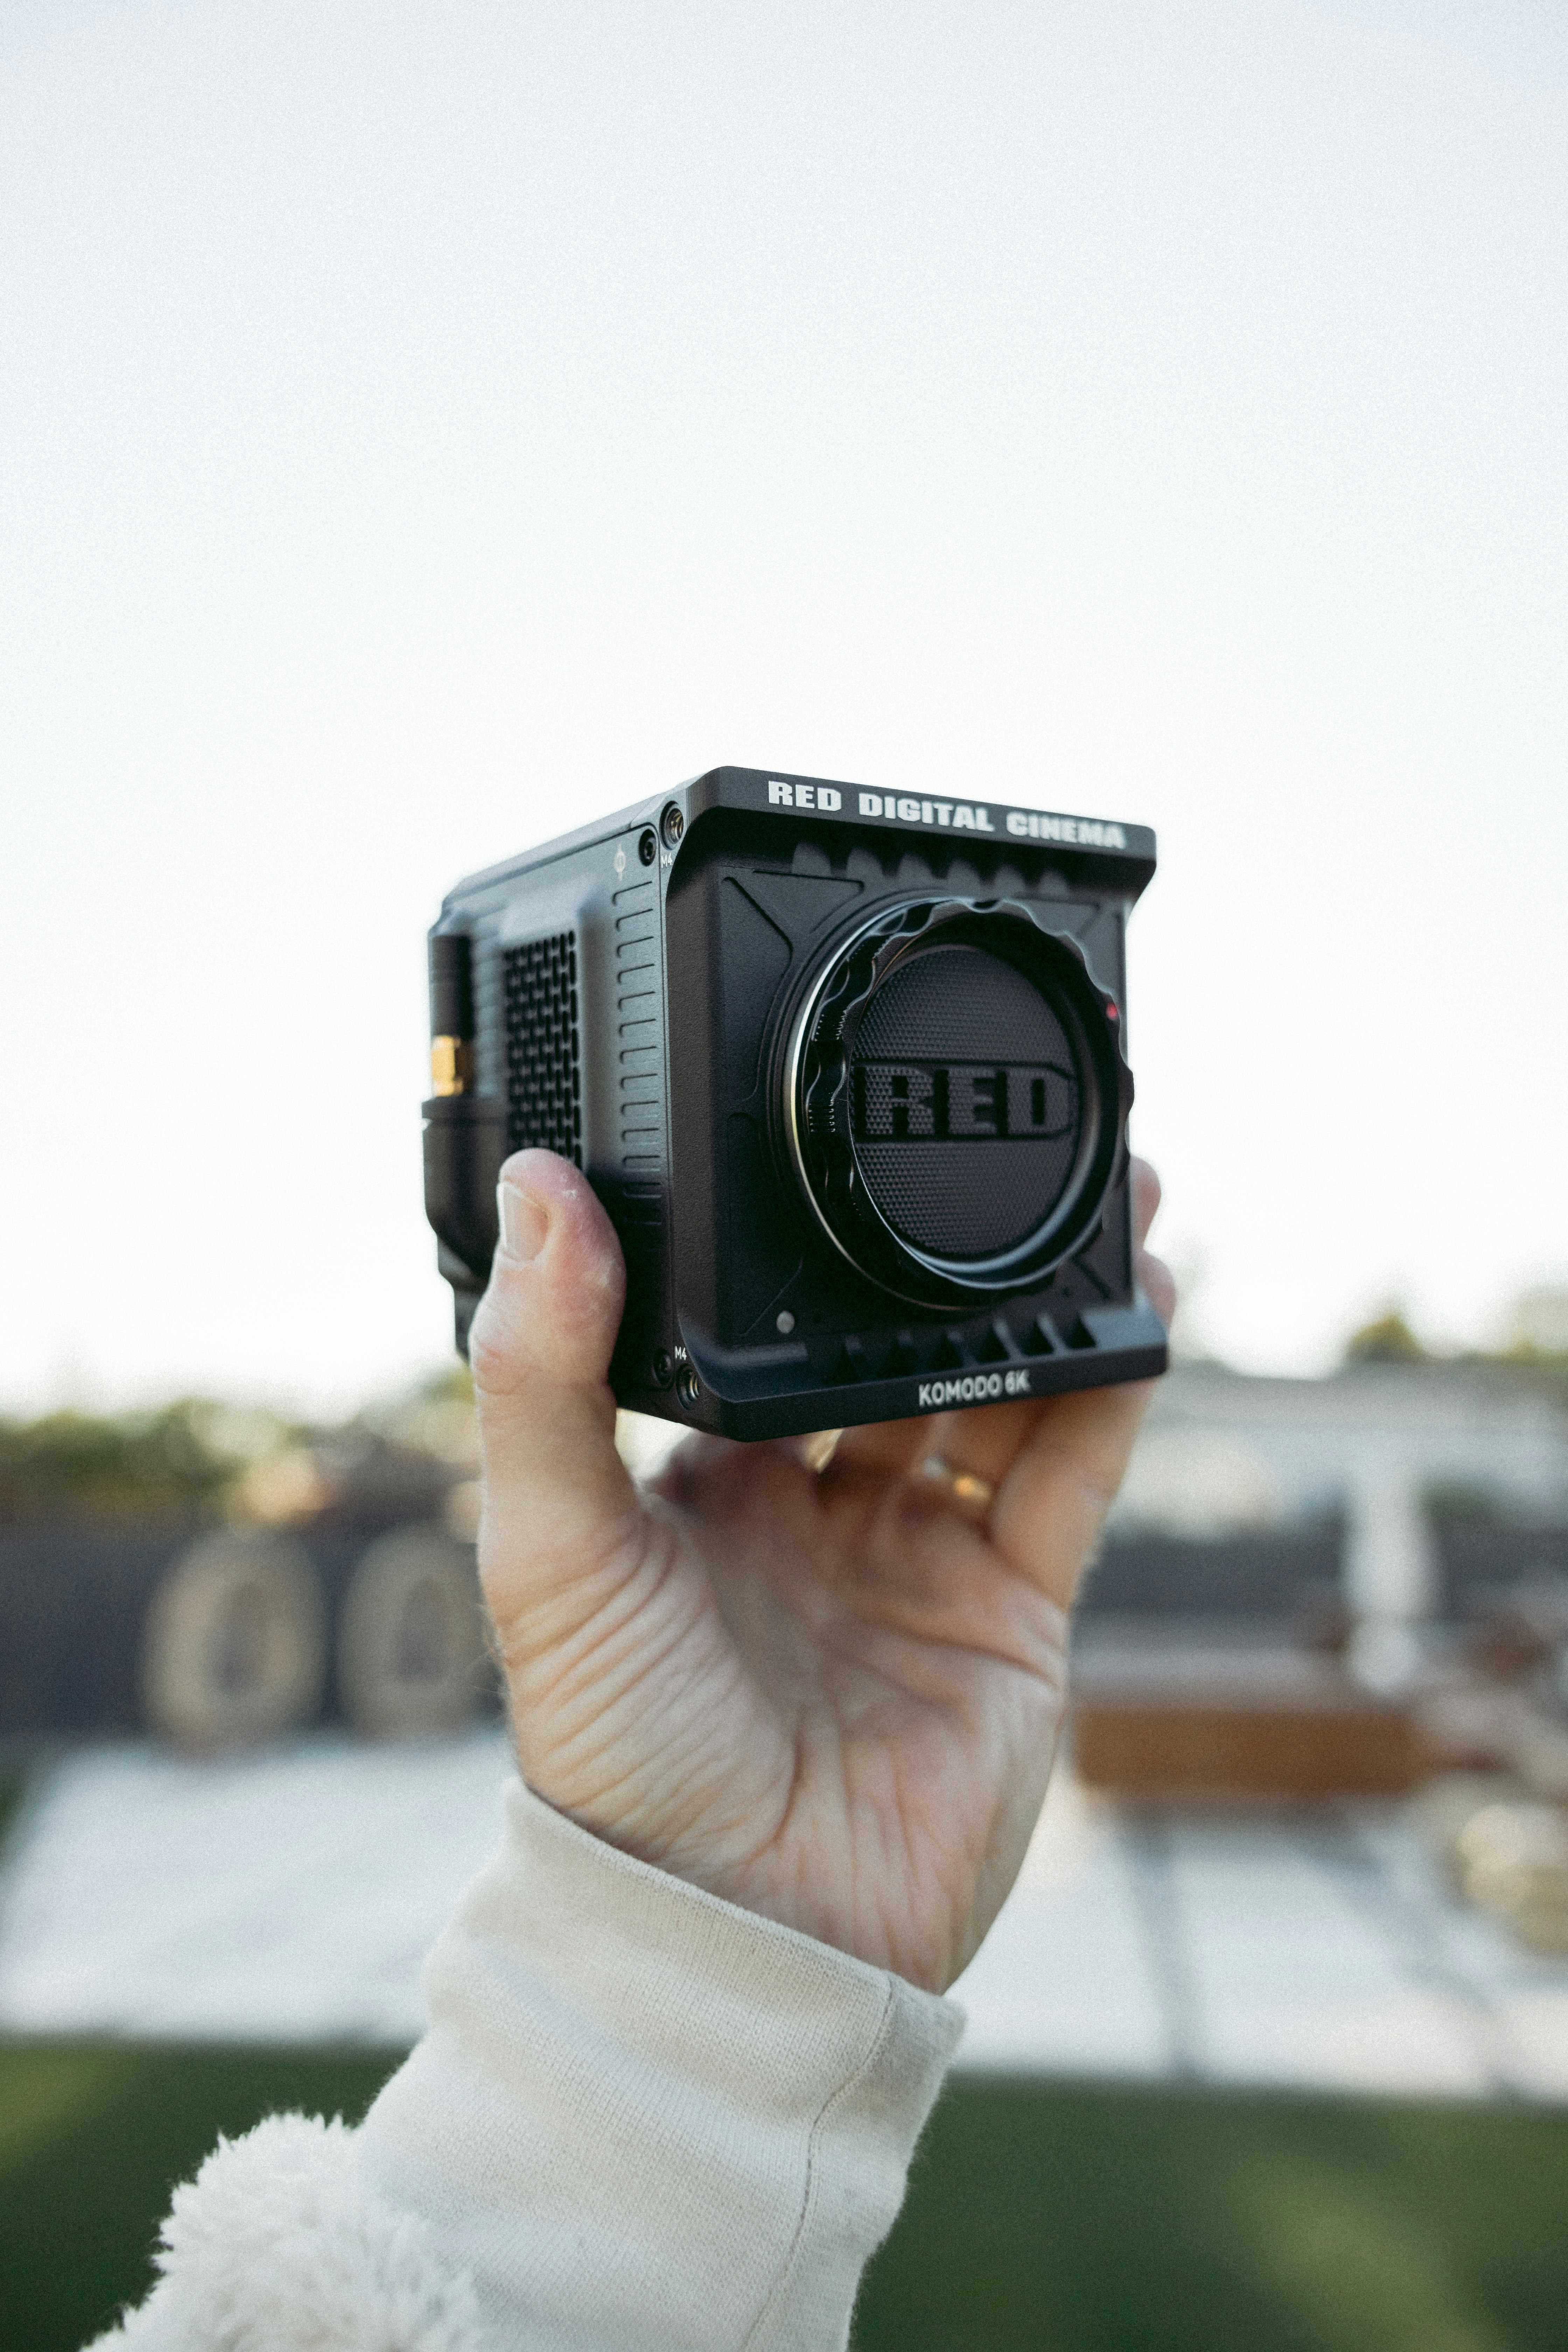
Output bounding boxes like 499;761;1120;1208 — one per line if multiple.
424;765;1166;1439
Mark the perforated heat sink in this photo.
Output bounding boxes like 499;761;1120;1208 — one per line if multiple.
503;933;582;1163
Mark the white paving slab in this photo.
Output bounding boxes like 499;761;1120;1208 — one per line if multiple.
0;1732;513;2043
949;1773;1171;2077
1156;1820;1497;2096
1;1737;1565;2100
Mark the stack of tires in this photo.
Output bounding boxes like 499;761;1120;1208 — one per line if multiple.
0;1522;498;1748
142;1524;495;1746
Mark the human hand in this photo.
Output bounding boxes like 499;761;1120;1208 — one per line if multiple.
469;1152;1174;1993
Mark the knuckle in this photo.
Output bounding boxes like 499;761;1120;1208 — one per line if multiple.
468;1296;528;1399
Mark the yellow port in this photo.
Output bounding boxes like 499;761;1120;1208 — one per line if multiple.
430;1036;474;1096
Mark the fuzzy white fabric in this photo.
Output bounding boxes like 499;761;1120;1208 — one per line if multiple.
90;1780;963;2352
90;2113;491;2351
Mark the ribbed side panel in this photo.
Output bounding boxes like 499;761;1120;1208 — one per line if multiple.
612;880;666;1171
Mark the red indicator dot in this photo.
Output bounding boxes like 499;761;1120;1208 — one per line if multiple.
1106;1002;1119;1020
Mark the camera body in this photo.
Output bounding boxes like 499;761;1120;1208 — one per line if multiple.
424;766;1166;1439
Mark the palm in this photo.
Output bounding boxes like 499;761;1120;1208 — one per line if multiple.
474;1153;1171;1993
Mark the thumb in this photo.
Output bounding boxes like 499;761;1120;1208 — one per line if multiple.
468;1150;639;1629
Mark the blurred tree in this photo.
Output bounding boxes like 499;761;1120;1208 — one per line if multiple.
1343;1309;1430;1366
0;1402;238;1527
0;1377;477;1533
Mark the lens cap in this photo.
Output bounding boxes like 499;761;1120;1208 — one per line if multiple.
786;901;1131;1306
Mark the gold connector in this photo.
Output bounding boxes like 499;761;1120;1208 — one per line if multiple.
430;1036;474;1097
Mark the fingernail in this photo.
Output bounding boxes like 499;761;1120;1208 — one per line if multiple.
497;1182;548;1263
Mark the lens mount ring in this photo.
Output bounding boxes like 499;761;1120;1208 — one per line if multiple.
783;897;1132;1309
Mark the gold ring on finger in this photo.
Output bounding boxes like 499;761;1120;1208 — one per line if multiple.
917;1454;997;1518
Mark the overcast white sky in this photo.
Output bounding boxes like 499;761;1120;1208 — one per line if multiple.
2;0;1565;1413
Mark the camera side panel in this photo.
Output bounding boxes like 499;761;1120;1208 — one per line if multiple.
428;824;681;1405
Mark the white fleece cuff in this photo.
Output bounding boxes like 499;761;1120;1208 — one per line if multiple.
88;2112;490;2352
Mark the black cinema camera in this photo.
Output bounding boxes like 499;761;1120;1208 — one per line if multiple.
423;766;1167;1440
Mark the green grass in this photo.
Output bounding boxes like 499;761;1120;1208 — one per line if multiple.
0;2045;1564;2351
0;2043;402;2349
855;2080;1568;2352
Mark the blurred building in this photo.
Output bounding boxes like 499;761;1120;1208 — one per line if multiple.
1099;1359;1568;1626
1075;1363;1568;1814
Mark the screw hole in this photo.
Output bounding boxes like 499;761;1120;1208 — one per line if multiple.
660;803;685;849
677;1367;700;1410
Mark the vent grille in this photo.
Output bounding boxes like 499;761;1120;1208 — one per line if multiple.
503;933;582;1163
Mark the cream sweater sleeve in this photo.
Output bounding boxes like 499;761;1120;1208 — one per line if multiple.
92;1779;964;2352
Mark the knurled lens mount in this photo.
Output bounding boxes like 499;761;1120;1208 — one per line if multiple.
785;900;1130;1307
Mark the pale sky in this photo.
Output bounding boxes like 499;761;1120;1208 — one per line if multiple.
3;0;1565;1413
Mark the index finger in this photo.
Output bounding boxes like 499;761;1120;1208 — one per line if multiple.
1130;1155;1162;1251
988;1378;1157;1610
